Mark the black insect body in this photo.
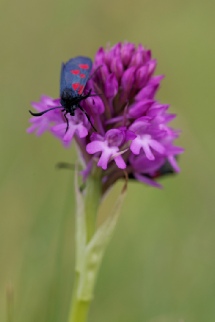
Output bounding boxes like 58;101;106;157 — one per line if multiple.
29;56;96;131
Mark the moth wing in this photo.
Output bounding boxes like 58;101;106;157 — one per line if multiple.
62;56;92;95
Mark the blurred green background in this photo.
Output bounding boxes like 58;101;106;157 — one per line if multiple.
1;0;215;321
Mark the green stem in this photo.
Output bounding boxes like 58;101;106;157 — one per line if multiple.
67;170;126;322
69;299;90;322
68;273;90;322
68;168;102;322
85;167;102;242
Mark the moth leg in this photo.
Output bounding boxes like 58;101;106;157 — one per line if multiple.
82;89;92;99
78;104;97;132
63;111;69;133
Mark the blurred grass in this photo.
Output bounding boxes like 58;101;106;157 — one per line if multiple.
1;0;215;321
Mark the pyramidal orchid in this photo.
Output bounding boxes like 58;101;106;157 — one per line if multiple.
27;42;183;322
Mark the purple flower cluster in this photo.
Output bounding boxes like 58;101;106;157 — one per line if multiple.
27;42;183;190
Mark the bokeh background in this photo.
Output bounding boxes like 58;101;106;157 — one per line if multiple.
1;0;215;321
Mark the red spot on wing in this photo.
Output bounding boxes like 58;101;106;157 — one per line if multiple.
79;64;89;69
80;73;86;78
78;85;84;94
70;69;80;75
72;83;80;90
72;83;84;94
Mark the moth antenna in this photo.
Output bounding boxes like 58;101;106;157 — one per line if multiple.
88;92;103;98
89;64;102;81
29;106;63;117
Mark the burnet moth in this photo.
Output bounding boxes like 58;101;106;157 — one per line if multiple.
29;56;96;131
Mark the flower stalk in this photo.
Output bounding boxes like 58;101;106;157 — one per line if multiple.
67;164;127;322
84;167;102;242
68;275;90;322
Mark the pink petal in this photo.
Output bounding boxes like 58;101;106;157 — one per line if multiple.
97;150;112;169
86;141;105;154
130;139;142;155
114;155;126;169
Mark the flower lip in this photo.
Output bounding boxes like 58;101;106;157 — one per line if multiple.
86;129;128;170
